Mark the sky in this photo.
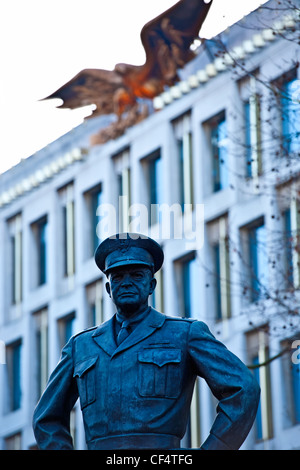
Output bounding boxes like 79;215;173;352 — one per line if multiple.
0;0;268;175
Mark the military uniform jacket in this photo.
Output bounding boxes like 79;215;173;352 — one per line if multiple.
33;308;260;450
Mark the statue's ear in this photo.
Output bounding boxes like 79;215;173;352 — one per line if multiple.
105;282;111;297
149;277;157;295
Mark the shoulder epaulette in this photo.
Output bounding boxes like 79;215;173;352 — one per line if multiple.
73;325;98;339
164;315;196;323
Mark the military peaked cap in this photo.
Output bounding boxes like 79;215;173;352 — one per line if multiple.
95;232;164;275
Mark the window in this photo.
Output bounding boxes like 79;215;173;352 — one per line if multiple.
70;409;77;449
58;183;75;277
142;149;164;225
183;257;198;318
31;216;48;286
151;268;164;313
283;203;300;289
62;203;75;276
4;433;22;450
149;151;163;224
277;180;300;290
249;222;267;301
283;207;294;287
6;340;22;411
241;219;268;302
58;313;75;350
113;148;131;233
7;213;22;306
173;113;193;210
291;351;300;424
118;169;131;232
0;340;5;364
281;73;300;154
276;180;300;291
182;378;201;449
291;341;300;424
281;337;300;426
90;185;103;252
33;308;48;399
141;148;164;227
175;254;198;319
206;112;228;192
189;379;201;448
84;183;103;257
207;216;231;320
244;77;262;178
247;328;273;441
86;280;104;327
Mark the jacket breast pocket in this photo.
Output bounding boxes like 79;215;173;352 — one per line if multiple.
138;349;182;399
73;356;98;409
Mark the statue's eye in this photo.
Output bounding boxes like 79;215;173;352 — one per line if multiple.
111;274;123;282
131;272;144;279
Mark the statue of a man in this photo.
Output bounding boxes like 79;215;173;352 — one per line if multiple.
33;232;260;450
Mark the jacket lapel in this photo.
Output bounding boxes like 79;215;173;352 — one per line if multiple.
112;308;166;357
92;308;166;358
92;317;116;357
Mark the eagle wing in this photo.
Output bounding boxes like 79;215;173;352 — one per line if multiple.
139;0;213;85
42;1;213;122
42;68;124;117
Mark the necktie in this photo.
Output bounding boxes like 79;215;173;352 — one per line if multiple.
117;320;131;345
115;307;151;346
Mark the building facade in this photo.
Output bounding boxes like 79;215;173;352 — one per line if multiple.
0;0;300;450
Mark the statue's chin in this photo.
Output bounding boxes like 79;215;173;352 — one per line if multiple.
116;299;140;314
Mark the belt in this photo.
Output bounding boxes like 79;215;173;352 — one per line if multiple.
88;433;181;450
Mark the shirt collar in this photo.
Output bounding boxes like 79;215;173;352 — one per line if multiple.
116;306;151;326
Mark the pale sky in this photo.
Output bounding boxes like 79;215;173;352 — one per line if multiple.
0;0;267;175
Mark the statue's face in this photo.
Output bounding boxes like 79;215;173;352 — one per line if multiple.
106;265;156;315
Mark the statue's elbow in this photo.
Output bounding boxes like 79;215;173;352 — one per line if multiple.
245;372;261;409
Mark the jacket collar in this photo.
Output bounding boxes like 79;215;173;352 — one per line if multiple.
92;307;165;358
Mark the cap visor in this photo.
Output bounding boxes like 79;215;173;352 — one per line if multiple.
105;260;153;274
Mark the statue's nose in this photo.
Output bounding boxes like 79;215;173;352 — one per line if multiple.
120;273;134;285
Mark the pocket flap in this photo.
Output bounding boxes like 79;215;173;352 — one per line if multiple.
138;349;181;367
73;355;98;378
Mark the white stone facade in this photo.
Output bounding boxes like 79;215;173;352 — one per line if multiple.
0;0;300;450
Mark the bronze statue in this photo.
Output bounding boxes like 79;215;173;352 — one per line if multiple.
42;0;213;144
33;233;260;450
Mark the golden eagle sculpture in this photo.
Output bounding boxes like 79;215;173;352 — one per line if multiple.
43;0;213;144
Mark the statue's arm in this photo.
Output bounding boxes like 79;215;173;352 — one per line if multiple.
32;338;78;450
188;321;260;450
